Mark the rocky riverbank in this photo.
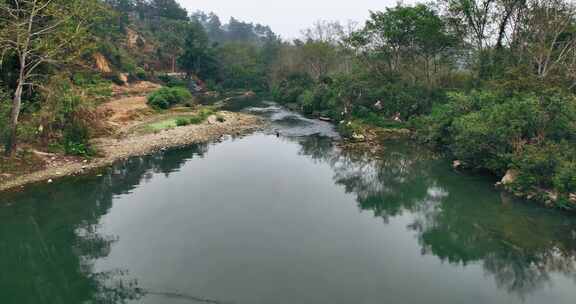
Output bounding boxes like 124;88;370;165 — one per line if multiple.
0;111;264;192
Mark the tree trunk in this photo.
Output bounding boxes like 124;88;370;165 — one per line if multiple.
5;64;25;156
6;83;23;156
171;55;176;73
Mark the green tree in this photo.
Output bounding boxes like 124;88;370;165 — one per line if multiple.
356;4;458;83
178;23;220;80
0;0;103;155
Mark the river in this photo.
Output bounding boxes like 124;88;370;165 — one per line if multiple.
1;102;576;304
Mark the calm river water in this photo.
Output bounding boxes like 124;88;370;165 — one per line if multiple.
1;103;576;304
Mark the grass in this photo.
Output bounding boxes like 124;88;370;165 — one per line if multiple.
147;118;181;131
142;107;219;133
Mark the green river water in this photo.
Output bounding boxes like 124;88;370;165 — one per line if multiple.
1;103;576;304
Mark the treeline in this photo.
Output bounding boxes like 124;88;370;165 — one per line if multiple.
0;0;280;158
265;0;576;208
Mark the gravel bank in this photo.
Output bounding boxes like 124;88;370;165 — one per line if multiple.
0;111;263;192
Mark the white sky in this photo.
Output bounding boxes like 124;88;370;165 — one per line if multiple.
178;0;415;39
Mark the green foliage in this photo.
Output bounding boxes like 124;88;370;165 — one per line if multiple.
135;67;147;80
158;75;188;88
72;72;113;101
413;89;576;199
363;4;457;55
175;118;191;126
0;88;11;150
554;161;576;194
147;87;193;109
36;76;99;156
178;22;221;80
337;120;364;139
272;73;314;104
169;108;218;127
63;122;94;157
216;42;269;92
353;111;405;129
192;13;279;45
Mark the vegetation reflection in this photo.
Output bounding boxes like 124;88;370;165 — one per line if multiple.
295;136;576;297
0;144;208;304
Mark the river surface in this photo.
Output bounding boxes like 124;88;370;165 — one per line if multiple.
2;102;576;304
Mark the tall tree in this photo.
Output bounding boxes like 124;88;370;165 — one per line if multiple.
150;0;187;20
354;4;458;83
518;0;576;82
178;22;219;80
0;0;101;155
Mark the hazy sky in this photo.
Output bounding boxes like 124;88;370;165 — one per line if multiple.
178;0;412;39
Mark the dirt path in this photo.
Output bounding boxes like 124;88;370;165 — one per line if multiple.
97;81;161;129
98;95;152;127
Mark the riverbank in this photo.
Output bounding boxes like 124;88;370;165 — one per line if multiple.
0;111;263;192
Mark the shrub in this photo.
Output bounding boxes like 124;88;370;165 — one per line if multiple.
337;120;364;139
72;72;112;101
158;75;188;88
39;76;101;157
187;116;204;124
554;161;576;194
175;118;191;126
147;87;193;109
272;73;313;104
0;88;10;147
135;67;147;80
413;89;576;202
63;120;94;157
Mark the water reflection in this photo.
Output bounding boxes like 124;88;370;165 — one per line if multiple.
294;135;576;298
2;132;576;303
0;144;208;304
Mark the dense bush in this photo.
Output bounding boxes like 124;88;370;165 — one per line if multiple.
272;73;314;104
63;120;94;157
158;75;188;88
412;90;576;207
147;87;193;109
37;76;101;156
72;72;113;102
173;108;217;126
175;118;191;126
135;67;147;80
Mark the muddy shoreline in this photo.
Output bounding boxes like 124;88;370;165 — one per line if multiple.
0;111;264;193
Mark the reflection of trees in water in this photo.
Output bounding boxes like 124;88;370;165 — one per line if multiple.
296;136;576;297
0;143;208;304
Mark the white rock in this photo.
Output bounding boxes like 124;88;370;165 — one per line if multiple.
501;169;518;185
352;133;365;141
452;160;462;169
